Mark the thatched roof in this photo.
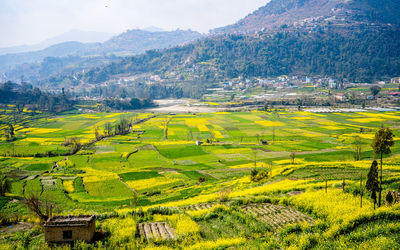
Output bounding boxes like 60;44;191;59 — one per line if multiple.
44;215;96;227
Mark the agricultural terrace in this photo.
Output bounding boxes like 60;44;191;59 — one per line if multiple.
1;109;400;249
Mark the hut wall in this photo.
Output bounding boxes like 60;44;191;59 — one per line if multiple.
44;221;95;242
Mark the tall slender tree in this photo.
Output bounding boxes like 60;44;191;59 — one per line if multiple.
371;128;395;207
366;160;379;209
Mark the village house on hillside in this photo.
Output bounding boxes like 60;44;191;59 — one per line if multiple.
44;215;96;243
391;77;400;84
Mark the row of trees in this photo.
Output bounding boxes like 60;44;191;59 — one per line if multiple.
332;127;396;209
85;82;206;100
95;117;134;143
104;98;155;111
0;81;73;113
369;128;395;207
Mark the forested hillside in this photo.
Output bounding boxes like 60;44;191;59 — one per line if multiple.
77;27;400;85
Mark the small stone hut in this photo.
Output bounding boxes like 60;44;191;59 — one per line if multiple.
44;215;96;243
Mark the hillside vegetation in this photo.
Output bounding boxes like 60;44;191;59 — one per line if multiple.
76;27;400;86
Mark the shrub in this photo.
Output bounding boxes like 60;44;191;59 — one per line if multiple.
251;170;269;182
147;207;180;215
386;191;394;205
0;176;10;196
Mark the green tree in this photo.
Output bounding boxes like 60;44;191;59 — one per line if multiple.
370;85;381;98
8;124;14;140
94;126;102;141
0;175;10;196
161;118;171;140
115;118;130;135
264;103;269;111
250;168;259;182
371;128;395;207
131;192;140;221
386;191;394;205
366;160;379;209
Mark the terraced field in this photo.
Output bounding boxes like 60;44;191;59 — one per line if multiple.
181;203;219;211
137;222;175;240
1;109;400;249
240;203;314;230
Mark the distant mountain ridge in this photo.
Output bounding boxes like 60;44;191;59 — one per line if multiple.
0;30;115;56
89;29;202;55
212;0;400;34
0;29;203;76
0;42;93;69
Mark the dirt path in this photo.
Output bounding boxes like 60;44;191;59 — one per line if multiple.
0;222;33;234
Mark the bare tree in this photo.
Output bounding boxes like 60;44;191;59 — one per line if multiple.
256;134;260;144
24;193;56;222
218;186;232;203
290;152;296;164
131;192;140;221
94;126;102;141
104;122;113;136
62;137;81;154
253;150;258;168
353;136;362;161
161;118;171;140
187;130;193;141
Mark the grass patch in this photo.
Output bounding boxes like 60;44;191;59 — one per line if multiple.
181;171;205;180
157;145;207;159
119;171;161;181
25;163;51;171
289;167;371;180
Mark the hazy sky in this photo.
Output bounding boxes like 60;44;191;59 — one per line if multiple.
0;0;267;47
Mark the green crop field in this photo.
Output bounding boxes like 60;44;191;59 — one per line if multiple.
1;109;400;249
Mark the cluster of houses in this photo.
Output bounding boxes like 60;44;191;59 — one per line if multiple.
220;76;346;91
220;75;400;92
202;75;400;103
